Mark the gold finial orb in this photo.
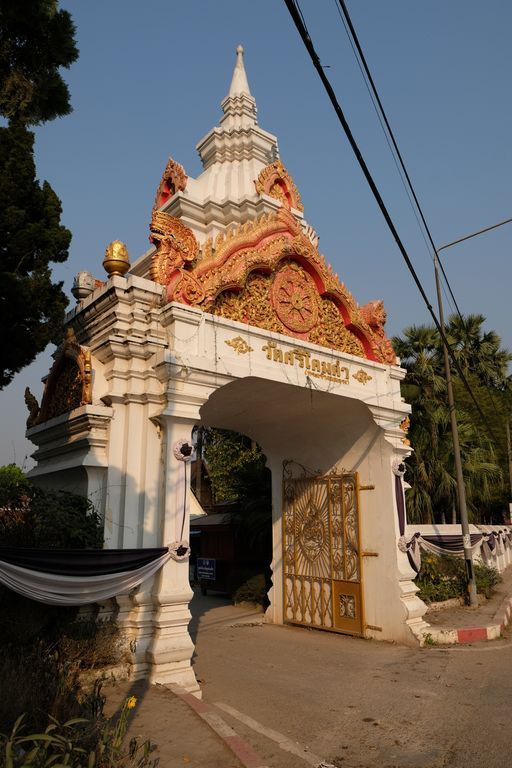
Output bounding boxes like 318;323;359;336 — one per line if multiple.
103;240;130;277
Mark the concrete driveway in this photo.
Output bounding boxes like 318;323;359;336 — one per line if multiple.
190;588;512;768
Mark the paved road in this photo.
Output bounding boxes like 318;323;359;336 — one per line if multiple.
190;589;512;768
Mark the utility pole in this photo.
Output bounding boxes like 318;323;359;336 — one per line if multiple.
433;215;512;603
506;418;512;522
433;250;478;605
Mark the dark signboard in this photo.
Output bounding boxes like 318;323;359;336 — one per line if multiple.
197;557;216;581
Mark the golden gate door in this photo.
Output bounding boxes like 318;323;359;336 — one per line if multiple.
283;471;363;635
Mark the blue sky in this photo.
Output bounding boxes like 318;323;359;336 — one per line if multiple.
2;1;511;467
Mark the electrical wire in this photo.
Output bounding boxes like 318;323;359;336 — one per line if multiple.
333;0;464;323
282;0;499;444
333;0;509;427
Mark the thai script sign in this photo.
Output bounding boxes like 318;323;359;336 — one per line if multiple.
197;557;216;581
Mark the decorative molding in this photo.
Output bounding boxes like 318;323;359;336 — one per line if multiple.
303;222;319;247
359;300;397;365
149;210;199;284
272;262;318;333
255;160;304;211
154;207;395;365
392;457;407;477
224;336;253;355
399;416;411;446
352;369;373;385
173;440;195;462
26;406;113;468
154;157;187;209
24;387;40;428
35;330;93;425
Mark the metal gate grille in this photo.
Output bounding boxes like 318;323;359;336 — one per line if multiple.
283;470;363;635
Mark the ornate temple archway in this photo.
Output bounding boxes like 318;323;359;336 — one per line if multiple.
26;46;428;692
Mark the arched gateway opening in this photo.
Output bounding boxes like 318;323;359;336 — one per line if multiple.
25;46;429;693
199;378;375;636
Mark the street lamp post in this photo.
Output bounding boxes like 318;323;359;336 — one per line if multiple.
435;215;512;606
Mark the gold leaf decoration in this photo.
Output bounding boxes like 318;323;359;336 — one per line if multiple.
157;207;396;365
35;330;92;425
224;336;254;355
352;369;373;385
255;160;304;211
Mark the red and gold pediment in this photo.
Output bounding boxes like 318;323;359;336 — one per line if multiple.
149;207;396;365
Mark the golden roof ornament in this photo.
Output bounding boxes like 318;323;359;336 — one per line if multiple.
154;157;187;210
103;240;130;277
255;160;304;211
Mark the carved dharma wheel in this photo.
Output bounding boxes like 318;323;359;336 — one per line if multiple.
271;263;319;333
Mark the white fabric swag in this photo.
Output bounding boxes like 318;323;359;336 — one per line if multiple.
0;552;170;606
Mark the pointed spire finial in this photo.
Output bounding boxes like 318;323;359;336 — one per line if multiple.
228;43;252;97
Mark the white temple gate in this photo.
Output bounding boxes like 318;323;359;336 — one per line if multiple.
26;47;428;692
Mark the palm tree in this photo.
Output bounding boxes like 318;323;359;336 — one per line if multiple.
446;313;512;389
393;319;504;524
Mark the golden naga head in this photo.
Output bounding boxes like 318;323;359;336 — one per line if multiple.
149;210;199;271
103;240;130;277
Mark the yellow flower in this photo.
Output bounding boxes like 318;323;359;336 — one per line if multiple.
126;696;137;710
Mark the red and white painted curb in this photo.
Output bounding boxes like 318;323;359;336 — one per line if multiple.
168;684;269;768
422;594;512;645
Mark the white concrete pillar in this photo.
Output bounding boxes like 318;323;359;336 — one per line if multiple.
146;415;199;692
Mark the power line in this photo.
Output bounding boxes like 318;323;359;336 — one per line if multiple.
282;0;499;444
333;0;464;324
333;0;510;428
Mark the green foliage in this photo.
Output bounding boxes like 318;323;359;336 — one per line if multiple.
393;314;511;523
416;552;501;604
0;0;77;385
0;465;104;657
0;464;30;506
0;0;78;126
0;465;103;549
201;427;272;555
0;696;158;768
0;125;71;387
203;428;267;503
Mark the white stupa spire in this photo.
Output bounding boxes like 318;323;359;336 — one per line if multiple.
220;44;258;129
228;45;252;97
131;45;289;276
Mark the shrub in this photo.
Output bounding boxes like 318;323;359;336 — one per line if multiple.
0;619;127;736
233;573;268;605
0;465;103;549
416;552;501;604
0;643;92;734
0;464;105;661
475;560;502;598
58;619;128;671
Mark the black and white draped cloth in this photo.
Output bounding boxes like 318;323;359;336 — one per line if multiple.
399;532;486;574
0;440;197;606
0;546;171;606
393;461;512;573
